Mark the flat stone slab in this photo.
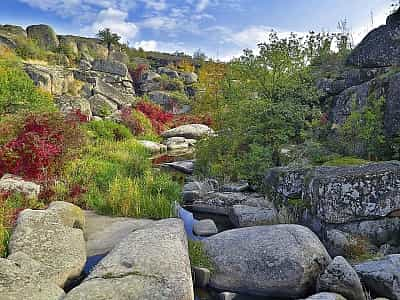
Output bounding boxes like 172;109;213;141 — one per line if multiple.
84;211;154;256
163;160;195;174
65;218;194;300
228;205;278;228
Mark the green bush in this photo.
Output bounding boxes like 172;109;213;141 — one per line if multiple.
0;58;54;115
85;120;133;142
322;156;369;167
15;38;48;60
61;139;181;219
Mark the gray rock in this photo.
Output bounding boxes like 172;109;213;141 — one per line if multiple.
26;24;59;50
193;219;218;236
0;252;65;300
203;224;331;298
325;230;352;257
138;140;167;154
182;180;218;203
165;136;190;150
55;95;92;119
355;254;400;300
163;160;195;174
180;72;198;84
148;90;189;113
192;267;211;288
162;124;215;139
140;71;161;82
222;181;250;192
48;201;85;229
228;205;278;228
65;219;194;300
24;63;75;96
88;94;118;117
347;14;400;68
305;293;347;300
0;174;41;199
84;211;154;257
379;244;400;256
265;162;400;224
192;192;269;216
79;59;92;71
8;209;86;288
93;78;135;107
317;256;365;300
158;67;179;79
91;59;129;77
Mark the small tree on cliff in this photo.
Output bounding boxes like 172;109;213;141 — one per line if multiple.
96;28;121;58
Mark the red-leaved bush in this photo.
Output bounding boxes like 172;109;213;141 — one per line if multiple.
172;114;213;127
0;112;86;181
121;106;144;135
136;101;173;134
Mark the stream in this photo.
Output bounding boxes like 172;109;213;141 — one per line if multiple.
71;150;263;299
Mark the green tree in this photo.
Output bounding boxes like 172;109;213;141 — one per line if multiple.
96;28;121;57
196;32;320;184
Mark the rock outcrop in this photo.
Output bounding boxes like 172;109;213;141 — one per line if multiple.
27;24;59;50
265;162;400;248
65;219;194;300
203;224;331;298
162;124;215;139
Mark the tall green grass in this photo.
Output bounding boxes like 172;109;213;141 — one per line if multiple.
62;139;181;219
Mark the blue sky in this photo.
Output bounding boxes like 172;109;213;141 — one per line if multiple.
0;0;394;60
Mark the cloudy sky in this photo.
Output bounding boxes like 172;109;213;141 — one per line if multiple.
0;0;394;60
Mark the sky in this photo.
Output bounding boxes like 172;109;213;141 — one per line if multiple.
0;0;394;60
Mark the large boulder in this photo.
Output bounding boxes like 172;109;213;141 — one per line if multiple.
317;256;365;300
265;162;400;224
8;209;86;288
26;24;59;50
47;201;85;229
355;255;400;300
93;78;135;107
88;94;118;117
203;224;331;298
0;252;65;300
65;219;194;300
180;72;198;84
91;59;129;77
347;10;400;68
228;204;278;228
162;124;214;139
0;174;41;199
84;211;154;256
138;140;167;154
158;67;179;79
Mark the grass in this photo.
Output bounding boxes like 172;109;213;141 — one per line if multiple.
60;138;181;219
188;240;215;272
345;236;381;263
322;156;369;167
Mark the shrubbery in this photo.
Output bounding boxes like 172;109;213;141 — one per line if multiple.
0;54;54;114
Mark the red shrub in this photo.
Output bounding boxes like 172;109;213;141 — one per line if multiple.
136;101;173;134
0;112;86;181
172;114;213;127
121;106;144;135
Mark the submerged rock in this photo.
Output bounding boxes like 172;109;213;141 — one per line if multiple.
193;219;218;236
203;224;331;298
163;160;195;174
65;219;193;300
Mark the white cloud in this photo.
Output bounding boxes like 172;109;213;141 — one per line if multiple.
144;0;167;11
134;40;158;51
141;16;177;30
196;0;209;12
82;8;138;42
